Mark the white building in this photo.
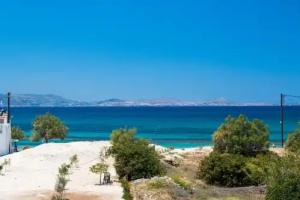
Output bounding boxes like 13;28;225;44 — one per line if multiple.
0;113;12;156
0;91;12;156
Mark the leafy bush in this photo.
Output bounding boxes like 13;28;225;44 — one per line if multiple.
266;153;300;200
213;115;269;156
285;126;300;154
121;179;133;200
11;127;25;140
32;113;68;143
198;151;280;187
197;152;255;187
245;151;280;185
109;128;165;181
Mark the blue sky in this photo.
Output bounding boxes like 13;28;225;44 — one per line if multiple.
0;0;299;103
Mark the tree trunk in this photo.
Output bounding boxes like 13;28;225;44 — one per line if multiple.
45;133;49;143
99;173;102;185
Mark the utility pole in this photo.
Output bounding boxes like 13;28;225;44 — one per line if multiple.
7;92;11;123
280;93;284;147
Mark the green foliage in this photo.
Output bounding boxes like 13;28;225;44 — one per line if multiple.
52;155;78;200
90;147;109;185
213;115;269;156
198;152;255;187
171;175;192;192
109;128;165;181
266;153;300;200
0;159;11;175
58;163;71;176
198;151;281;187
53;163;70;200
30;132;41;141
285;126;300;154
32;113;68;143
90;163;109;185
55;174;69;194
245;152;280;185
121;179;133;200
69;154;78;167
11;127;25;140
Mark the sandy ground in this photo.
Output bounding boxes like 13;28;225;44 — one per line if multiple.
0;141;123;200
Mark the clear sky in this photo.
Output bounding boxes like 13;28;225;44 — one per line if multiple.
0;0;299;103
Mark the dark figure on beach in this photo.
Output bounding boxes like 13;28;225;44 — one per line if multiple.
103;172;111;184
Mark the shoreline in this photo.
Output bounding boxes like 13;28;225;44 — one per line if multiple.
16;138;284;151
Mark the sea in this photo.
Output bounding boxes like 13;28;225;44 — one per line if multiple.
11;106;300;148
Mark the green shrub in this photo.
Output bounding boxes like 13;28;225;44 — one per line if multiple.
121;179;133;200
197;152;255;187
213;115;269;156
266;153;300;200
11;127;25;140
198;151;280;187
109;128;165;181
51;155;78;200
285;126;300;154
245;152;280;185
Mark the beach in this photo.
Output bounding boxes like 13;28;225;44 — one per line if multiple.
0;141;123;200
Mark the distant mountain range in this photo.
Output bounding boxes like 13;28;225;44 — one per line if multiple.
0;94;274;107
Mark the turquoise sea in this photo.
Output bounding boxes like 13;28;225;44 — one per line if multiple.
11;106;300;148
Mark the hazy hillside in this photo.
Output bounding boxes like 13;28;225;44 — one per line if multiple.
0;94;272;107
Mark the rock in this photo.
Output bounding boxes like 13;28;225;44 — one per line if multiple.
163;155;182;167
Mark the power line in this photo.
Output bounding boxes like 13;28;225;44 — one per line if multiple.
280;93;300;147
284;94;300;99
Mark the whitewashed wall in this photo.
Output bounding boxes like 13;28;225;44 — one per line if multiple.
0;123;11;156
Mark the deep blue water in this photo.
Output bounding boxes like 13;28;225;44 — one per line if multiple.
10;106;300;148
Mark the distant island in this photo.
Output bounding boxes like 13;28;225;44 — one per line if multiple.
0;94;273;107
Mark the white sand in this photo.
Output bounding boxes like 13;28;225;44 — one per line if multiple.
0;141;123;200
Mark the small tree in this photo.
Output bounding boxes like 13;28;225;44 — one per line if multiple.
32;113;68;143
52;155;78;200
213;115;269;156
11;127;25;140
11;127;25;151
285;125;300;154
69;154;79;168
52;163;70;200
90;163;109;185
